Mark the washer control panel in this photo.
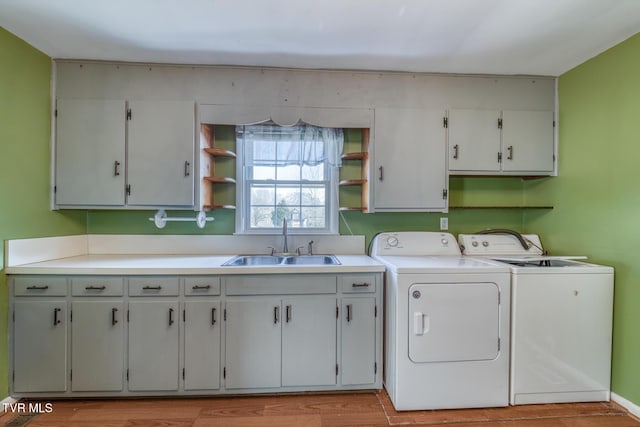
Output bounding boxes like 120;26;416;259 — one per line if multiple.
371;232;461;256
458;233;543;256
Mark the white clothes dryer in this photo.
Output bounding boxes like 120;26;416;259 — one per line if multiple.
371;232;511;411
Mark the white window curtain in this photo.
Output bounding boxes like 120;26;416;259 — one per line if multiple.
237;123;344;168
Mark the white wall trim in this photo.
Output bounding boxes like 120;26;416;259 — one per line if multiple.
612;392;640;420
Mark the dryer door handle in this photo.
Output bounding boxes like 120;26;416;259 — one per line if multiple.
413;312;429;335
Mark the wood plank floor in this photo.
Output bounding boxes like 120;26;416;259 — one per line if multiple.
2;391;639;427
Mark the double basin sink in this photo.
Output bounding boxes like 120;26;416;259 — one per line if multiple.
222;254;340;266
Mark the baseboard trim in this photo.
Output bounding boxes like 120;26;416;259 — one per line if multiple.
612;392;640;420
1;396;18;416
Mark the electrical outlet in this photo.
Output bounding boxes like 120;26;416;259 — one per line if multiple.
440;217;449;231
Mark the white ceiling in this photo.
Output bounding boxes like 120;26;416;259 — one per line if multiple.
1;0;639;76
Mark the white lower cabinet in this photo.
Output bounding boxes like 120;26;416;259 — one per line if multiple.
71;301;125;391
184;300;221;390
128;300;180;391
341;297;377;385
10;273;382;397
282;296;337;387
224;298;282;389
13;300;68;393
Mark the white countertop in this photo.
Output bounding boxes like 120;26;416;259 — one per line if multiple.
5;254;385;275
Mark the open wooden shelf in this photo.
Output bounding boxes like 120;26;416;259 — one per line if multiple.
339;207;367;212
204;176;236;184
341;152;368;161
339;179;367;186
202;204;236;211
449;205;553;210
338;129;370;213
203;147;237;158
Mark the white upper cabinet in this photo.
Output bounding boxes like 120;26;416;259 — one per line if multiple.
373;108;448;212
54;99;195;209
127;100;195;207
501;110;555;173
55;99;126;206
448;109;502;173
448;109;555;175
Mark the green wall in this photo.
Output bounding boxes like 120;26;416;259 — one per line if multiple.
0;28;86;396
525;33;640;405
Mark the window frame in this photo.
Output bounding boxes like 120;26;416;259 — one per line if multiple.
234;126;340;235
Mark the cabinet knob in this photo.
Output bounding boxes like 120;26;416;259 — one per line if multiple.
453;144;459;159
378;166;384;181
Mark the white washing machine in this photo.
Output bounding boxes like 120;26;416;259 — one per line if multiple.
371;232;511;411
459;232;614;405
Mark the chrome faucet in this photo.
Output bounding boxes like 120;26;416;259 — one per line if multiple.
282;218;289;254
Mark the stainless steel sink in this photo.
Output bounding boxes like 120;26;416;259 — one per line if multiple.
282;255;340;265
222;255;285;266
222;255;340;266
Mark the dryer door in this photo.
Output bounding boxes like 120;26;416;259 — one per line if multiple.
409;283;500;363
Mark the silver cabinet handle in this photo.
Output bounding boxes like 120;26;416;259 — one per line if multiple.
142;285;162;290
85;285;106;291
378;166;384;181
346;304;353;322
169;308;175;326
111;308;118;326
507;145;514;160
114;161;121;177
192;285;211;290
184;161;190;177
453;144;459;159
26;285;49;290
211;307;217;325
53;308;62;326
285;305;292;323
274;306;280;324
352;283;370;288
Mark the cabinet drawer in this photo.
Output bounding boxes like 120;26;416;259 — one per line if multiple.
225;275;337;295
129;277;180;296
13;277;67;296
71;277;124;296
184;277;221;296
340;274;376;293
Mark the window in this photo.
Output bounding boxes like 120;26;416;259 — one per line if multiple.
236;124;343;234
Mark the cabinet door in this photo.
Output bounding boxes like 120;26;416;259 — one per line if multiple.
448;109;501;172
184;300;221;390
225;298;281;389
55;99;126;206
282;297;337;387
71;301;124;391
341;297;376;385
374;108;447;211
13;301;67;392
127;100;195;207
128;301;179;391
501;110;554;173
